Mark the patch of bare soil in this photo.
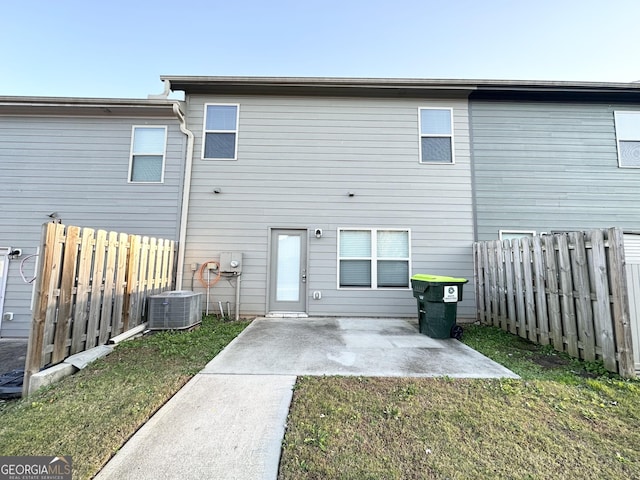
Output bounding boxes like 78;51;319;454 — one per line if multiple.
530;353;570;368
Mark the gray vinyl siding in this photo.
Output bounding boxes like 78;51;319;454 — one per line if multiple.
183;95;475;319
0;115;185;337
471;101;640;241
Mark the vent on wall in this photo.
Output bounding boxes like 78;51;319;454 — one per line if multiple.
147;290;202;330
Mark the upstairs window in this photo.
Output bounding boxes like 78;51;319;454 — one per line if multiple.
614;111;640;168
419;108;454;164
203;104;239;159
129;126;166;183
339;229;410;289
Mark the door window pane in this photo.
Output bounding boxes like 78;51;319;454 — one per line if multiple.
276;234;300;301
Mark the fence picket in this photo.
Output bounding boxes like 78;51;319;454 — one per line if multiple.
496;241;507;330
112;232;129;336
503;240;517;334
71;228;95;355
87;229;107;349
99;231;117;345
473;243;484;323
52;226;81;364
532;237;549;345
608;228;635;377
521;237;537;343
590;230;617;372
512;239;527;338
557;234;578;357
569;232;595;361
543;235;563;350
488;243;499;327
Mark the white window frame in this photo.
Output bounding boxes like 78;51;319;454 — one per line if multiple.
337;228;412;290
614;111;640;168
498;230;536;241
418;107;455;164
128;125;167;183
202;103;240;160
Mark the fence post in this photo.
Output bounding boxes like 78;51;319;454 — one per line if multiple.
23;223;57;397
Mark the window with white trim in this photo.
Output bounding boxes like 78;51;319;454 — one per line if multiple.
419;108;454;163
614;111;640;168
338;229;410;289
498;230;536;242
129;126;166;183
203;104;239;159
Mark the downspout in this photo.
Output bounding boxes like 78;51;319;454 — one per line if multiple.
173;102;194;290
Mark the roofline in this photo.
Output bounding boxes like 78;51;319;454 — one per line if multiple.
0;96;182;117
160;75;640;100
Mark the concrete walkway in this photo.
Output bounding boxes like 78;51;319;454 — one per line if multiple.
96;317;517;480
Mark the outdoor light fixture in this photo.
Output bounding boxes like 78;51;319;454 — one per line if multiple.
315;229;322;238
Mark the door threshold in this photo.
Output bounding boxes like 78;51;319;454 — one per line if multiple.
266;312;309;318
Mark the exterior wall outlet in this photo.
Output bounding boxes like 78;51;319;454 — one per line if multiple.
313;291;322;300
190;263;197;271
2;312;14;321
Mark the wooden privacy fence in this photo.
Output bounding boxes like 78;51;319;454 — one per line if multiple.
25;222;175;388
473;228;635;378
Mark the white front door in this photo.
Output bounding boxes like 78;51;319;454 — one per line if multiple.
268;229;308;313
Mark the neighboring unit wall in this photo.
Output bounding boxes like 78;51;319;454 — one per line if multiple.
471;100;640;241
0;113;185;337
182;94;475;319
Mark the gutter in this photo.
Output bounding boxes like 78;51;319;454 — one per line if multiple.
172;101;195;290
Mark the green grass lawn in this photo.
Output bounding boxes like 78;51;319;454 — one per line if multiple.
0;316;248;480
279;325;640;479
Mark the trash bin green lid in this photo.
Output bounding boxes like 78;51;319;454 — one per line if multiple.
411;274;468;283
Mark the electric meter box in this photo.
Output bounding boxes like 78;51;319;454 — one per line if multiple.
220;252;243;273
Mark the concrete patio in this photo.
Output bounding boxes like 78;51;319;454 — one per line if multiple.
96;317;517;480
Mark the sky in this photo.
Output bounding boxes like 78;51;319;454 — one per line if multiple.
1;0;640;99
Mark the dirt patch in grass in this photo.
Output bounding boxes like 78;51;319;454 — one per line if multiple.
0;317;248;480
280;325;640;479
530;353;571;368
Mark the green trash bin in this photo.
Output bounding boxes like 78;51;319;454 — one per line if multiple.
411;274;468;339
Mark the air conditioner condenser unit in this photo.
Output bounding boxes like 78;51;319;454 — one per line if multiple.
147;290;202;330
